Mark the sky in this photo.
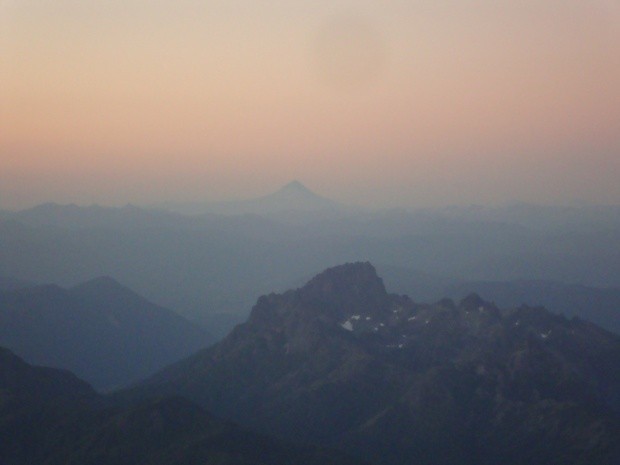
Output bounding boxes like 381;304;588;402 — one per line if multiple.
1;0;619;209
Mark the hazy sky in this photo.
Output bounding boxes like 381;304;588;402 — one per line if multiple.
2;1;619;209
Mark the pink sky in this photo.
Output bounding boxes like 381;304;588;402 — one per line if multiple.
1;1;619;209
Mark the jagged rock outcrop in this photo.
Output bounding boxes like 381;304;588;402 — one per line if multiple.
135;262;620;465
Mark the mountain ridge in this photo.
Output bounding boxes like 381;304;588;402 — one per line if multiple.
0;277;211;390
154;181;342;217
132;262;620;465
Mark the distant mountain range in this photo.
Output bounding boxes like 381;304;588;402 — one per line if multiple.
0;346;363;465
434;203;620;232
443;279;620;335
131;263;620;465
378;265;620;335
160;180;343;217
0;277;211;390
1;188;620;339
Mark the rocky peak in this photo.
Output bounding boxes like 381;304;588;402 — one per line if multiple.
458;293;501;325
298;262;390;320
459;293;487;310
247;262;391;332
136;263;620;465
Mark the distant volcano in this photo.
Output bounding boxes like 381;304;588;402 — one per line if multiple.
259;180;336;208
203;180;341;216
277;180;313;193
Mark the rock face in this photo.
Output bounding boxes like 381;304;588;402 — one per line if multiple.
137;262;620;465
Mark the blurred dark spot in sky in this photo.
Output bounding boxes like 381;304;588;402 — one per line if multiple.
314;13;388;90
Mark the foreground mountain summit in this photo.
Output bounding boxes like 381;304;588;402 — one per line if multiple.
136;262;620;465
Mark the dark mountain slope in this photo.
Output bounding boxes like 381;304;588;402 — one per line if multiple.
0;346;99;463
0;346;97;402
135;262;620;465
0;347;363;465
0;277;211;390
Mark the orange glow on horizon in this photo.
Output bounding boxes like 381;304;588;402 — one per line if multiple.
2;1;620;208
